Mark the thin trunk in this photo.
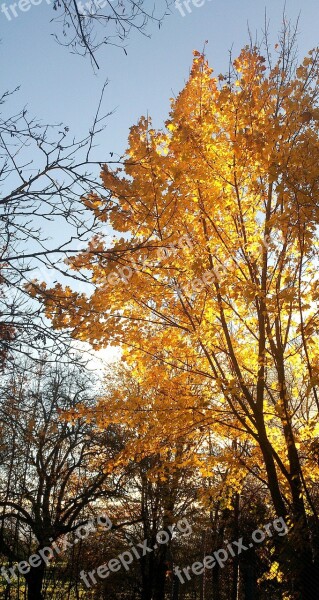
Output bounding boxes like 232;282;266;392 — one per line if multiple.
172;573;179;600
296;554;319;600
25;565;45;600
154;549;168;600
140;547;156;600
231;493;240;600
212;563;221;600
242;564;256;600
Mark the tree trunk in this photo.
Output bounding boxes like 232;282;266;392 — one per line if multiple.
240;561;256;600
141;563;153;600
25;565;45;600
172;573;179;600
243;564;256;600
231;493;240;600
296;554;319;600
154;552;167;600
140;543;156;600
212;563;221;600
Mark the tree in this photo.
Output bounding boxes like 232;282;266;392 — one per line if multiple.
83;363;202;600
51;0;171;68
32;28;319;598
0;85;118;366
0;359;122;600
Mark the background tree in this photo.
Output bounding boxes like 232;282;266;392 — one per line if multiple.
51;0;172;68
0;84;120;367
0;359;124;600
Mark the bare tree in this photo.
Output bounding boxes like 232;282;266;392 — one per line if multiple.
0;359;124;599
0;84;116;366
51;0;172;68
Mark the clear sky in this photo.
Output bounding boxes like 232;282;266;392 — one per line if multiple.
2;0;319;162
2;0;319;369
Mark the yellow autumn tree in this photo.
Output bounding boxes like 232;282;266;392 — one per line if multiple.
31;33;319;598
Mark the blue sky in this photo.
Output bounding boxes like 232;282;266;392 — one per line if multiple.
2;0;319;161
2;0;319;368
